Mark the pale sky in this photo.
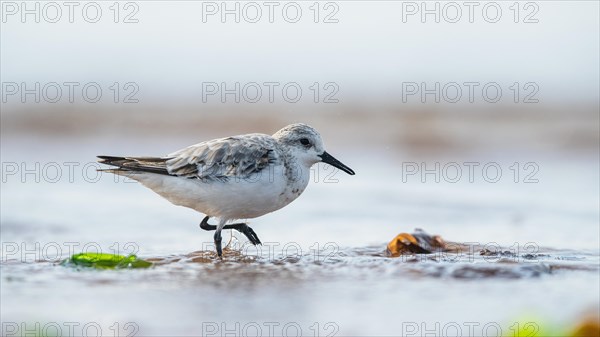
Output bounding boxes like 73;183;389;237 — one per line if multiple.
2;1;599;104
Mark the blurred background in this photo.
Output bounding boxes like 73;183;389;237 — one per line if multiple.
1;1;599;336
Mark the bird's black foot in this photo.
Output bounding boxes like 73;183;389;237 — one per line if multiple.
235;223;262;246
199;216;262;246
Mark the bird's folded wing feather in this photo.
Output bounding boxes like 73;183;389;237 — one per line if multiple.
99;134;279;180
166;134;278;180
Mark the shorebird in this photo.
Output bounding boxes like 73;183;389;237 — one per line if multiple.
98;123;355;257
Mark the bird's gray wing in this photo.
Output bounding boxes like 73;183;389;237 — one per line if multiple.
165;134;279;180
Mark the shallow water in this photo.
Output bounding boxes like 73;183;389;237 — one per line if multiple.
1;243;599;336
1;137;599;336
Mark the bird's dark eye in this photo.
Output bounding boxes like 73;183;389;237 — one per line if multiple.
299;138;310;146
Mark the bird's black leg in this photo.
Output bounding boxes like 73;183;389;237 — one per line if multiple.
199;216;216;231
214;229;223;257
200;216;222;257
199;216;261;246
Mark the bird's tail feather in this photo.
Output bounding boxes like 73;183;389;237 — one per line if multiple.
97;155;171;175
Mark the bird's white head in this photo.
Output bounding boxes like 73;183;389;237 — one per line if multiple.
273;123;355;175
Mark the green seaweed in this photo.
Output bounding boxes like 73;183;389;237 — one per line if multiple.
62;252;152;269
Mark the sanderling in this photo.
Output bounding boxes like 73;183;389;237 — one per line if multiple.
98;123;355;256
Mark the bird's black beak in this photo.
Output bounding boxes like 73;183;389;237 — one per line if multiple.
319;151;355;175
